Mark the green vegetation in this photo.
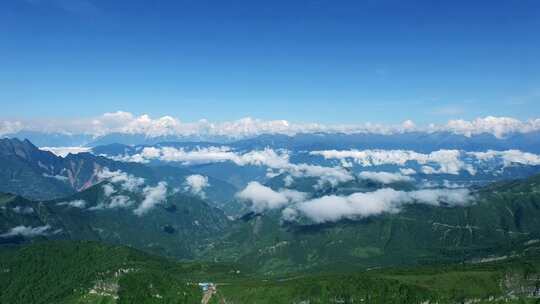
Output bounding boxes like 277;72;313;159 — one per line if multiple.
4;172;540;276
0;181;231;257
2;241;540;303
4;137;540;302
0;241;230;304
207;174;540;274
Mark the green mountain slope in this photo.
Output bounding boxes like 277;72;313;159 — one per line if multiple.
0;183;231;259
4;172;540;274
0;241;213;304
0;138;241;214
208;174;540;274
2;241;540;304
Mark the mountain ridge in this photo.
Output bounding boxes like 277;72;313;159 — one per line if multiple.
6;130;540;153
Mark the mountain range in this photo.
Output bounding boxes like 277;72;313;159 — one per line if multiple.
0;138;241;212
2;138;540;274
3;137;540;302
6;130;540;153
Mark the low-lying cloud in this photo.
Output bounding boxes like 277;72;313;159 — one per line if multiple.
358;171;413;184
12;206;34;214
109;195;133;209
467;150;540;167
184;174;209;198
42;173;69;182
114;146;288;167
235;179;472;223
57;199;86;208
94;168;169;215
97;168;145;192
0;225;52;238
117;147;354;187
236;181;308;212
311;149;540;176
288;188;473;223
133;181;168;216
311;149;476;175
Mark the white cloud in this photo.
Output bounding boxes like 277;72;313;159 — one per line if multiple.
0;120;23;136
184;174;209;198
95;168;168;215
90;184;134;210
358;171;413;184
133;182;168;216
236;181;308;212
292;188;472;223
40;146;91;157
419;179;441;189
440;116;540;138
89;194;133;210
12;206;34;214
117;147;354;187
421;166;437;174
467;150;540;167
43;173;69;182
442;180;466;189
128;146;236;165
102;184;116;197
294;189;404;223
108;195;133;209
2;112;539;138
286;163;354;187
117;146;289;167
281;207;299;221
408;189;471;206
0;225;52;238
91;111;183;137
399;168;417;175
97;168;145;192
283;175;294;187
57;199;86;208
235;149;292;168
311;149;476;175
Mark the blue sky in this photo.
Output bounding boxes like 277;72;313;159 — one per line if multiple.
0;0;539;124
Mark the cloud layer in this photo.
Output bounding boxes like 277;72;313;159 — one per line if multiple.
184;174;210;198
358;171;413;184
57;200;87;208
116;147;354;187
312;149;476;175
112;146;540;192
236;182;307;212
2;112;540;139
0;225;52;238
95;168;169;215
236;181;473;223
290;188;472;223
466;150;540;167
133;182;168;216
97;168;145;192
311;149;540;175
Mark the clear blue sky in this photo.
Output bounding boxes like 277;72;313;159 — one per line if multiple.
1;0;539;124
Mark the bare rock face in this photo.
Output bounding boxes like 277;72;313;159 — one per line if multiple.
0;138;146;200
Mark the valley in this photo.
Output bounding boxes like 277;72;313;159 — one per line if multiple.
3;2;539;302
2;136;540;303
